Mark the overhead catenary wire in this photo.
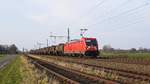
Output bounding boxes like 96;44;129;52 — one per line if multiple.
99;16;146;35
69;0;107;26
82;0;106;16
87;1;150;27
101;7;150;31
88;4;149;26
88;1;150;35
83;0;132;25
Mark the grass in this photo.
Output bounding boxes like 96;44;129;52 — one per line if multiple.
0;54;6;61
101;51;150;59
0;56;22;84
20;56;49;84
0;55;50;84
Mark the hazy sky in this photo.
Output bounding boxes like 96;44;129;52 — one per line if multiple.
0;0;150;50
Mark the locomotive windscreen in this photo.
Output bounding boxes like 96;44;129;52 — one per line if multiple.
86;39;97;46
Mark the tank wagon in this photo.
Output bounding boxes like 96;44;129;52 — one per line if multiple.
30;37;99;57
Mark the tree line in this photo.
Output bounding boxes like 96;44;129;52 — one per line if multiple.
102;45;150;53
0;44;18;54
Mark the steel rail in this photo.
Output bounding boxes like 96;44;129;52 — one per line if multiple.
27;55;118;84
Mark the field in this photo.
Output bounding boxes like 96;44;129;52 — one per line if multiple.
101;51;150;59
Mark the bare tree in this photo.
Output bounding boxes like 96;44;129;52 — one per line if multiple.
8;44;18;54
103;45;114;51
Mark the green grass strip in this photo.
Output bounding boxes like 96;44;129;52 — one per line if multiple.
0;56;22;84
101;52;150;59
0;54;5;61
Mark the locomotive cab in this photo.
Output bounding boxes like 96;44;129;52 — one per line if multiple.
84;38;99;56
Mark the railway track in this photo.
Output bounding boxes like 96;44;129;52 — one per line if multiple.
64;56;150;65
31;55;150;83
27;55;118;84
53;57;150;83
41;55;150;74
70;61;150;82
41;55;150;65
97;57;150;65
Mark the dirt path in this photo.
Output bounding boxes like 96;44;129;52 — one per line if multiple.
0;54;17;69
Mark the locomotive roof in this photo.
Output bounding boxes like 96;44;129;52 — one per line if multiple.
81;37;96;39
66;37;97;43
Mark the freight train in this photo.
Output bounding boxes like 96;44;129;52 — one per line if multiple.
30;37;99;57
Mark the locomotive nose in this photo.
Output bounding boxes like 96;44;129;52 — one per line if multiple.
87;45;97;51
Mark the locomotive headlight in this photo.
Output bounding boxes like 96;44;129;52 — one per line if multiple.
87;46;97;50
87;46;90;48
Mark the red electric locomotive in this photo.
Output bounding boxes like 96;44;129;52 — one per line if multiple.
30;37;99;57
64;37;99;57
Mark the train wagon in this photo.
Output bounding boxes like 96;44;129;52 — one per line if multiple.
64;37;99;57
56;44;64;56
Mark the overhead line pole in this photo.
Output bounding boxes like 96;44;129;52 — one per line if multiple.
37;42;44;49
46;39;49;47
67;28;70;42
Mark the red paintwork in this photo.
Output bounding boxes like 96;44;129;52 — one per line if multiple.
64;37;98;55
